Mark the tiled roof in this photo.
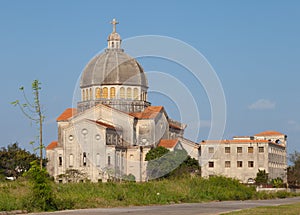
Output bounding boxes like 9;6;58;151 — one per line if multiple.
158;139;178;149
201;139;285;148
169;122;182;130
201;139;270;144
130;106;164;119
254;130;284;136
56;108;77;121
46;141;58;150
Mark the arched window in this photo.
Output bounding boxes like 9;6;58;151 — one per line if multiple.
112;42;114;48
127;88;132;99
69;154;74;167
95;87;101;99
102;87;108;99
85;89;89;101
96;153;100;167
120;87;125;99
82;90;86;101
89;88;92;100
133;88;139;100
110;87;116;99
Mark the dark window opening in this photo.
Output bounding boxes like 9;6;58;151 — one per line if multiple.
83;152;87;166
59;155;62;166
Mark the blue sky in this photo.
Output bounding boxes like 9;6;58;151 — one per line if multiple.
0;1;299;156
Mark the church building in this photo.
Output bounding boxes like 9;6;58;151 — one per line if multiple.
46;19;287;184
46;19;200;182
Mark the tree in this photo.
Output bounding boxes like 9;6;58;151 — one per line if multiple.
287;151;300;188
11;80;45;169
0;142;42;178
145;146;199;180
145;146;169;161
255;169;268;185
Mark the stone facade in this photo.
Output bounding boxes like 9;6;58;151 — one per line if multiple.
200;131;287;183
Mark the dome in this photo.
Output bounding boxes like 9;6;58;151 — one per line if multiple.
108;32;121;41
80;49;148;88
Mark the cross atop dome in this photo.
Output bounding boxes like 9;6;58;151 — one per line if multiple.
110;18;119;33
107;18;121;49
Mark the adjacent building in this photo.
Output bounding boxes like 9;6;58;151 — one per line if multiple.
200;131;287;183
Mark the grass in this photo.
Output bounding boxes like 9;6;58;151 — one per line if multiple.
0;176;299;212
221;202;300;215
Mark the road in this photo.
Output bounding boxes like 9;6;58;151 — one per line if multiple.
31;197;300;215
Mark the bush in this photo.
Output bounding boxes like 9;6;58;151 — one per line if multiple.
22;161;56;212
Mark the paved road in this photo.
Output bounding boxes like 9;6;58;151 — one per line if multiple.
32;197;300;215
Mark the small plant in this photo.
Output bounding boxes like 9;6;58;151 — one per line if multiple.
23;161;56;211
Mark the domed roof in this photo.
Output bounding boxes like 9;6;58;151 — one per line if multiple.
80;49;148;88
108;32;121;41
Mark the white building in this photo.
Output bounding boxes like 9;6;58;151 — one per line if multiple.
200;131;287;183
46;19;199;183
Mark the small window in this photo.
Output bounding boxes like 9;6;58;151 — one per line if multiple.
237;161;243;168
225;161;231;168
208;161;214;168
59;155;62;166
248;147;254;153
102;87;108;99
259;147;264;153
108;155;111;166
96;153;100;167
225;147;230;153
237;147;242;153
127;88;132;99
110;87;116;99
89;88;92;100
95;87;101;99
208;147;214;153
83;152;87;166
85;89;89;101
120;87;125;99
248;161;254;168
69;154;74;167
133;88;139;99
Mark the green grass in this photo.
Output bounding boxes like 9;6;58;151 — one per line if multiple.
0;176;299;212
221;202;300;215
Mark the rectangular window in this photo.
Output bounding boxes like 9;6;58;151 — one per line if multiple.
208;147;214;153
69;154;74;167
237;147;242;153
83;152;87;166
225;161;231;168
59;155;62;166
237;161;243;168
248;147;254;153
259;147;264;153
208;161;214;168
225;147;230;153
248;161;254;168
108;155;111;166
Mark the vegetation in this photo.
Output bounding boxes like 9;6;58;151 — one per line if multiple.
1;176;299;212
23;161;56;211
287;151;300;188
0;143;42;179
221;202;300;215
145;147;200;180
11;80;45;169
255;169;268;185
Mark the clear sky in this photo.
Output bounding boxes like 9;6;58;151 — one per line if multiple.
0;1;299;156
